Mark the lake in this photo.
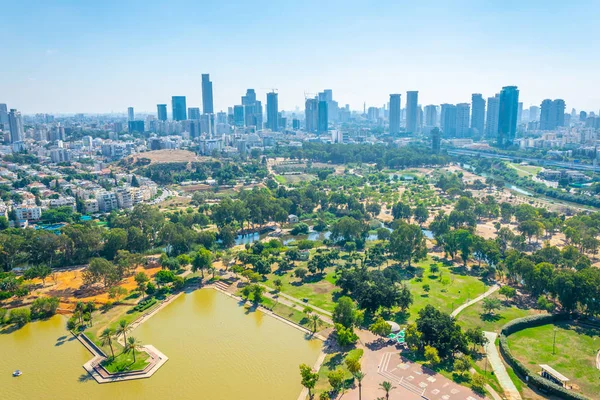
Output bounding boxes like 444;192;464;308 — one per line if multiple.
1;289;322;400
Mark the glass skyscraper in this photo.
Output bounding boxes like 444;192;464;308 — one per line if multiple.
266;92;279;132
497;86;519;147
389;94;401;134
157;104;167;121
172;96;187;121
202;74;214;114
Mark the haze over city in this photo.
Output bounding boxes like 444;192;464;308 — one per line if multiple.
3;0;600;113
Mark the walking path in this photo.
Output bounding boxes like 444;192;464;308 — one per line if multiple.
259;283;333;316
451;284;500;318
483;331;521;400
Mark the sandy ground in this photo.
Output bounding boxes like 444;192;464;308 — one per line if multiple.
128;149;211;165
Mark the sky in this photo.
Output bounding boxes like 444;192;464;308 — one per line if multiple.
2;0;600;114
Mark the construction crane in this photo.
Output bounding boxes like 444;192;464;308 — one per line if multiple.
261;88;278;93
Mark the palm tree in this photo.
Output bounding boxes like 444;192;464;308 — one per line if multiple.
100;328;115;359
117;319;129;344
126;336;141;363
379;381;396;400
354;371;365;400
310;314;321;333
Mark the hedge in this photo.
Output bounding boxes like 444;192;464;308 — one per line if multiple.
499;313;590;400
133;298;157;312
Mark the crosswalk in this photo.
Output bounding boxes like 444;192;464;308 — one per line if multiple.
379;352;427;398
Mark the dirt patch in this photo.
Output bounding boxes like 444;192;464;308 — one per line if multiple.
128;150;212;165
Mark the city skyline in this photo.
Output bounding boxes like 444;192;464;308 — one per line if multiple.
2;0;600;113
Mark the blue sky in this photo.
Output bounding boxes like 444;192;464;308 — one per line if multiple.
2;0;599;114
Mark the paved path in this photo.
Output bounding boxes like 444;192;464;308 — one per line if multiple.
483;331;521;400
257;285;334;325
451;284;500;318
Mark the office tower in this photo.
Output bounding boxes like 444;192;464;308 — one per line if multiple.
317;100;328;134
242;89;256;105
456;103;471;137
323;89;333;102
540;99;566;130
440;104;457;137
216;111;227;125
200;114;214;135
8;109;24;143
127;107;134;122
188;107;201;120
255;101;263;129
201;74;214;114
431;127;441;153
497;86;519;147
517;102;523;125
0;104;8;128
485;94;500;138
233;105;245;127
292;119;301;130
242;89;260;127
171;96;187;121
406;91;419;133
157;104;167;121
266;92;279;132
424;105;437;127
580;111;588;122
529;105;540;121
470;94;485;136
305;98;318;132
128;121;144;133
389;94;401;134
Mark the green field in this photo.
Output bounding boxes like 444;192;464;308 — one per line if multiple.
457;294;541;332
314;348;363;394
508;163;542;178
507;322;600;397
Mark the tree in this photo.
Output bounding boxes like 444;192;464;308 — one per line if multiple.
471;373;486;394
345;356;361;376
328;368;345;393
518;220;544;243
482;297;502;315
155;269;176;287
334;323;358;346
102;228;128;260
108;286;127;301
465;327;487;351
499;285;516;301
100;328;115;359
273;278;283;293
413;204;429;226
191;248;212;279
10;307;31;327
416;305;468;358
379;381;396;400
309;314;321;333
333;296;357;328
354;371;365;400
134;272;149;294
126;336;141;363
453;355;472;378
83;258;120;288
299;363;319;399
24;264;52;286
117;319;129;344
392;202;411;220
389;222;427;267
30;296;59;319
424;345;441;366
455;229;474;267
369;316;392;337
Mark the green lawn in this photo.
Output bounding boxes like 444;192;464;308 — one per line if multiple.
507;322;600;398
457;294;542;332
101;349;150;373
396;260;489;323
314;348;363;395
508;163;541;178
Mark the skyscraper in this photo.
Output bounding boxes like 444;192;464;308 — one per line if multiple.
424;105;437;127
317;100;328;134
540;99;566;130
431;127;441;154
389;94;401;134
497;86;519;147
266;92;279;132
127;107;134;122
440;104;457;137
485;94;500;138
406;91;419;133
157;104;167;121
233;106;245;127
172;96;187;121
470;94;485;136
188;107;201;120
305;98;318;132
529;106;540;122
456;103;471;137
8;109;24;143
202;74;214;114
242;89;260;128
517;102;523;125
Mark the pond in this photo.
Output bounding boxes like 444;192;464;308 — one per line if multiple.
1;289;322;400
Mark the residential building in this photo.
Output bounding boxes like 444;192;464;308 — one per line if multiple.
456;103;471;137
424;105;437;128
305;98;318;133
471;94;485;136
127;107;134;122
157;104;167;121
15;206;42;221
540;99;566;130
406;91;419;133
8;109;24;143
440;104;457;137
485;94;500;138
389;94;401;134
188;107;201;120
266;92;279;132
172;96;187;121
318;100;328;134
497;86;519;147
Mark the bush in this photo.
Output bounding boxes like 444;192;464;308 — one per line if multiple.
30;297;60;319
133;297;157;312
10;308;31;327
291;223;310;235
499;314;588;400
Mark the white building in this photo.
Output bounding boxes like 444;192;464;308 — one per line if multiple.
15;206;42;221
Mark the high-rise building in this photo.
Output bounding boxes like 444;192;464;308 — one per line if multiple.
266;92;279;132
406;91;419;133
580;111;588;122
529;106;540;121
233;105;245;127
188;107;201;120
424;105;437;127
242;89;260;128
389;94;401;134
540;99;566;130
517;102;523;125
470;94;485;136
0;104;8;127
128;120;144;133
317;100;328;134
172;96;187;121
431;127;441;154
202;74;214;114
485;94;500;138
456;103;471;137
157;104;167;121
497;86;519;147
8;109;24;143
127;107;134;122
440;104;457;137
305;98;318;132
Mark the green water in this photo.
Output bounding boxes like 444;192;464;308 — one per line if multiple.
1;289;322;400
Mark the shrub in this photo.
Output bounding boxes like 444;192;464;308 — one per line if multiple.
10;308;31;327
133;297;157;312
30;297;60;319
